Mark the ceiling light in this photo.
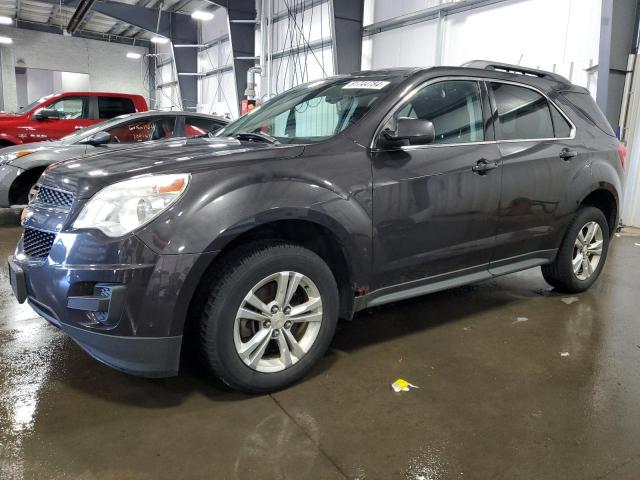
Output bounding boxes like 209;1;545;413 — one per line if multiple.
191;11;214;21
151;36;169;44
0;36;13;44
126;52;142;59
0;16;12;25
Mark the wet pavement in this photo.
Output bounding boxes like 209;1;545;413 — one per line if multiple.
1;207;640;479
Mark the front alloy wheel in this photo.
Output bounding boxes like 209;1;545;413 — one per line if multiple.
198;241;339;393
234;271;323;372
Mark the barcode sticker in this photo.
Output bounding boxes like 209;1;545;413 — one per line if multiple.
342;80;390;90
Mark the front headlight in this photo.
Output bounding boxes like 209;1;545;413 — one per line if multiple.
1;149;33;164
73;173;190;237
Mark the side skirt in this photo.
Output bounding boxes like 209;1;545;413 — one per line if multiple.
354;249;557;312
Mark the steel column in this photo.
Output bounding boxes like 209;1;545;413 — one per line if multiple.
330;0;364;74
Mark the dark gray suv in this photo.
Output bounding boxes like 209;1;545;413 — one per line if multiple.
7;61;625;393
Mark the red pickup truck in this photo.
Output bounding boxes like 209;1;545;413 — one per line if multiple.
0;92;148;146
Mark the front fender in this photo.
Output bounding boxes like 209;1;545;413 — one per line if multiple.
0;132;22;146
136;178;373;285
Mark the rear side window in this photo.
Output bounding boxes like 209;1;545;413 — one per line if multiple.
183;117;226;137
384;80;484;144
561;92;615;137
98;97;136;119
490;83;554;140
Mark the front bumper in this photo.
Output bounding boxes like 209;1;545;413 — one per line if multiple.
0;163;24;207
9;230;218;377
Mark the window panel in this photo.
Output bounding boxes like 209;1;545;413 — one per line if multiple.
550;103;573;138
184;117;226;136
490;83;554;140
385;80;484;144
105;117;176;143
98;97;136;119
48;97;89;119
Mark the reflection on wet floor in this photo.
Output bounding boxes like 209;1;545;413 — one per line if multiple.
1;207;640;479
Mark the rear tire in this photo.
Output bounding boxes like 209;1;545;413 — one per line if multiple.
199;241;339;393
541;206;609;293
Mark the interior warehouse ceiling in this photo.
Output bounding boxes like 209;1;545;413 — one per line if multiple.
0;0;214;42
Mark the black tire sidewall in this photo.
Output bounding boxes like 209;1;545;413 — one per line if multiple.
556;207;610;292
204;246;338;392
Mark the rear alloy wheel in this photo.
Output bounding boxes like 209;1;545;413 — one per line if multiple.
199;242;338;393
541;206;610;293
572;221;604;281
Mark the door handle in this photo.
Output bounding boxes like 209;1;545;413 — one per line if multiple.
74;126;84;130
559;148;577;161
472;159;499;175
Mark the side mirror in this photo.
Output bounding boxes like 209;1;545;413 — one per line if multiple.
82;131;111;146
33;109;61;120
382;117;436;147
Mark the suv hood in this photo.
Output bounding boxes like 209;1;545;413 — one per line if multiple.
41;136;305;198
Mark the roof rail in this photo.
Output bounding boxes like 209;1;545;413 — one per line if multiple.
461;60;569;83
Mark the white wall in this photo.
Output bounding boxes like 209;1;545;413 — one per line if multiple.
198;8;238;118
0;26;149;112
362;0;601;94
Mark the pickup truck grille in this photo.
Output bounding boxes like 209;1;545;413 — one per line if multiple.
23;227;57;258
35;186;74;208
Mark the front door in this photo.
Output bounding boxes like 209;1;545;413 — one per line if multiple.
371;79;502;290
32;96;93;140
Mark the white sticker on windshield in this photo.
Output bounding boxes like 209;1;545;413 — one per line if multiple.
342;80;390;90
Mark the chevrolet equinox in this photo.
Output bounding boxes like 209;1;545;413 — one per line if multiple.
8;61;625;393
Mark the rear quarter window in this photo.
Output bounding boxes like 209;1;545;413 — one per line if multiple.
98;97;137;119
560;92;615;137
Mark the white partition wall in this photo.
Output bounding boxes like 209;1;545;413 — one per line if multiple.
197;8;238;118
362;0;602;94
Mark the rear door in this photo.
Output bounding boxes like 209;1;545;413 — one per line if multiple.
487;81;579;273
34;96;93;139
372;79;502;289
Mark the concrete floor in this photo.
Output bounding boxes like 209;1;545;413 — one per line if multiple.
1;209;640;480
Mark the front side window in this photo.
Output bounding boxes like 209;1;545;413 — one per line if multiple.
183;117;226;137
218;76;404;144
382;80;484;144
490;83;554;140
98;97;136;119
105;117;176;143
47;96;90;119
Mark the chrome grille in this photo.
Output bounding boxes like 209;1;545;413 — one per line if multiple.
23;228;56;258
35;186;74;208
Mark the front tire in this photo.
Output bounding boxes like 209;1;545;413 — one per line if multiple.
541;206;610;293
199;241;339;393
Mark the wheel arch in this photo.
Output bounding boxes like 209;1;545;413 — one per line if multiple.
578;183;619;236
8;166;47;205
189;216;358;325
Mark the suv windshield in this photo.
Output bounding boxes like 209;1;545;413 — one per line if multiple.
217;76;402;144
11;95;54;115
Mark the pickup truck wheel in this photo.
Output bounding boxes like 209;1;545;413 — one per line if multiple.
541;206;609;293
199;242;339;393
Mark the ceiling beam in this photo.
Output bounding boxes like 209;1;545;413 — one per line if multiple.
67;0;97;34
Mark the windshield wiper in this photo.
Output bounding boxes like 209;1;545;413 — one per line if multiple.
233;131;280;144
